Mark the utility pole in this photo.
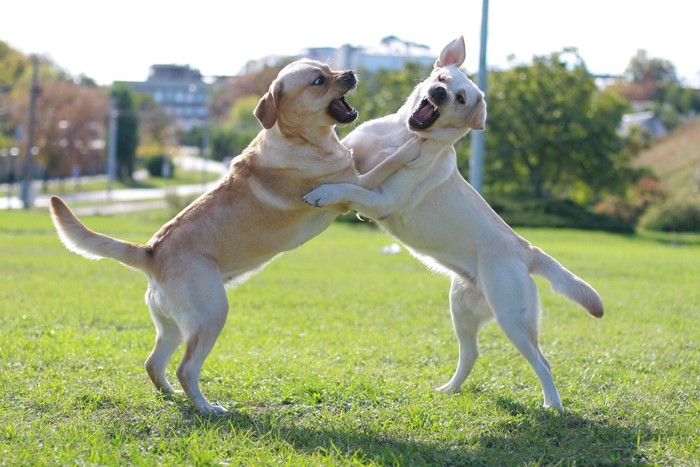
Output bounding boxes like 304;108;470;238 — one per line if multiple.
469;0;489;194
106;96;118;199
21;55;40;209
201;121;209;189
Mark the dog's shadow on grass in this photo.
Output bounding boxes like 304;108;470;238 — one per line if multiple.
177;397;654;465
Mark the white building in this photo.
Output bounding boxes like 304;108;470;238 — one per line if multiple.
126;65;210;131
304;36;436;72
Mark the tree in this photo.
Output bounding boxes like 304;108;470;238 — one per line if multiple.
206;62;290;160
484;49;630;201
35;79;108;183
7;59;108;184
626;49;678;85
111;84;139;180
134;93;172;160
210;95;260;161
208;64;287;122
0;41;28;90
0;41;29;150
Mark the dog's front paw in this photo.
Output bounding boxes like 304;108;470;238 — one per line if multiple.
304;185;345;208
436;382;461;394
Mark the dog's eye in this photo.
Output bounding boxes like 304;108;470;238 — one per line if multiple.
312;75;325;86
456;94;466;104
438;75;447;83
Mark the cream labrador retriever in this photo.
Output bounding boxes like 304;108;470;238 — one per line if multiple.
50;59;420;415
305;37;604;410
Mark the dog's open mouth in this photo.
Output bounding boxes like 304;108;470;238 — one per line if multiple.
408;96;440;130
328;96;358;124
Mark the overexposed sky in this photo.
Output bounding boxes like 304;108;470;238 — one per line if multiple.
4;0;699;86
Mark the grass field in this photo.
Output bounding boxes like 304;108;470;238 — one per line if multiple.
1;209;698;465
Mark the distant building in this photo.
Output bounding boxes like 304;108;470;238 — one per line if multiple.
242;36;437;75
128;38;436;128
126;64;210;131
619;111;668;139
304;36;436;72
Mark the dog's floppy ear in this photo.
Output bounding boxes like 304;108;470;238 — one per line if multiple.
466;93;487;131
435;36;466;68
254;79;284;129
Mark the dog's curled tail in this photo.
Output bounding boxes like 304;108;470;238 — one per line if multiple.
530;247;604;318
49;196;154;273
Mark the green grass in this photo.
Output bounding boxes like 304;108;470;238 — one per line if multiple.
1;209;698;466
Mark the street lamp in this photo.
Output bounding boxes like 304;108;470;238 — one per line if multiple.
200;119;209;188
21;55;40;209
1;147;20;208
469;0;489;194
106;96;118;199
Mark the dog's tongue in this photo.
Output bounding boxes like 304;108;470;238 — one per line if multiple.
328;96;358;123
409;98;440;130
415;101;435;123
332;97;351;113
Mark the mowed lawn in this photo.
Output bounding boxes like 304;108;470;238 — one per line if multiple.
1;208;698;466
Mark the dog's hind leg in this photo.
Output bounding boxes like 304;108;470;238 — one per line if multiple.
145;312;183;396
437;276;493;393
173;275;230;416
480;260;563;410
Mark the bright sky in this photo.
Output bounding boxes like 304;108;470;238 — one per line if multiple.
4;0;699;87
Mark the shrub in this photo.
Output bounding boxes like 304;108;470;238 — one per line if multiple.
594;175;669;226
145;155;175;178
488;196;634;232
639;197;700;232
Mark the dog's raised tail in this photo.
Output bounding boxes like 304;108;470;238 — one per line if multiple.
530;247;604;318
49;196;154;273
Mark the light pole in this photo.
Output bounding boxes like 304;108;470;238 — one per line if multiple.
21;55;40;209
201;120;209;188
469;0;489;194
106;96;118;199
1;147;19;207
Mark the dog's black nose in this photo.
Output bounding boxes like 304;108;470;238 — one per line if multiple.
340;70;357;87
429;85;447;105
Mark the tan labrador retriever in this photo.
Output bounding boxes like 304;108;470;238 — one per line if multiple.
50;59;420;415
305;37;603;410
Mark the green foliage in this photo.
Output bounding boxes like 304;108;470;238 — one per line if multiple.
594;174;669;227
639;196;700;232
657;83;700;115
111;84;140;179
485;49;631;201
626;49;679;84
1;211;699;465
144;155;174;178
181;125;203;147
0;40;28;89
134;93;171;156
210;95;261;161
488;196;634;232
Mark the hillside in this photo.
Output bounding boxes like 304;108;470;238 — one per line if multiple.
634;117;700;195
